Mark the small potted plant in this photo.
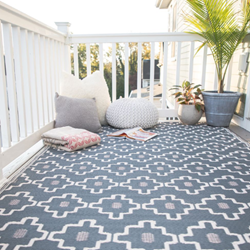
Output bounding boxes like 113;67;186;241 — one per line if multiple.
170;80;204;125
184;0;250;127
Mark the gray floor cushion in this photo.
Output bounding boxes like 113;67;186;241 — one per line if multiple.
106;98;159;129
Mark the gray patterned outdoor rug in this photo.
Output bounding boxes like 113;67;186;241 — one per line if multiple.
0;122;250;250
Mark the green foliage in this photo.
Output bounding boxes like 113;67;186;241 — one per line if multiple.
184;0;250;93
169;80;204;112
71;43;99;79
72;42;160;99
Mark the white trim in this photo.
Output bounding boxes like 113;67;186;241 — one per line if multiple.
2;140;44;178
0;144;49;192
0;121;54;169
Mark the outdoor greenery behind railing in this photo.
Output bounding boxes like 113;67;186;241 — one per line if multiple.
71;43;160;98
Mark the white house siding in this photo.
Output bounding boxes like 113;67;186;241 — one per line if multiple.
164;0;249;124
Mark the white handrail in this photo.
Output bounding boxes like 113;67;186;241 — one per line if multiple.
69;32;201;43
0;1;66;42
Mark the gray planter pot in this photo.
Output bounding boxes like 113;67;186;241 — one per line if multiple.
202;91;242;127
178;104;203;125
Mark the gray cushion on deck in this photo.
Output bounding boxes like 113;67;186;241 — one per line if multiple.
54;93;102;133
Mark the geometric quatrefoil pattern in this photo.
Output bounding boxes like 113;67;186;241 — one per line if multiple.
0;122;250;249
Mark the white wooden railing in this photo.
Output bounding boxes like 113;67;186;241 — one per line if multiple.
0;2;69;179
0;1;232;182
69;32;203;117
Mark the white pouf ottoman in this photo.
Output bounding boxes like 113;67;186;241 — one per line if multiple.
106;98;159;129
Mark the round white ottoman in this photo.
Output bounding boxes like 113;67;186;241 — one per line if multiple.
106;98;159;129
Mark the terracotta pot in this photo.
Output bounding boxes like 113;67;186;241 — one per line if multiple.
178;104;203;125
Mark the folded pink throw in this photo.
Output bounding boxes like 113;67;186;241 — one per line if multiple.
42;126;101;151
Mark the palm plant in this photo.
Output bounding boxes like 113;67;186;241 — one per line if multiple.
184;0;250;93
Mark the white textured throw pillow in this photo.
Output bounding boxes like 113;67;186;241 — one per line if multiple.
60;71;111;125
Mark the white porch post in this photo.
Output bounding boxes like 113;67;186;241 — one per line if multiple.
55;22;71;73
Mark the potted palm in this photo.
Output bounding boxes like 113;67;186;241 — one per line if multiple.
169;80;204;125
184;0;250;127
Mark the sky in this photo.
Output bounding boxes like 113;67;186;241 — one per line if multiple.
2;0;168;34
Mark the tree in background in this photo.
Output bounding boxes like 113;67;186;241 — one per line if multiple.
71;42;159;99
71;44;99;79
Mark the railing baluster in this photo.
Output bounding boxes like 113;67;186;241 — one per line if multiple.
45;37;53;122
137;42;142;98
40;36;49;124
64;43;70;73
213;64;218;90
175;42;182;109
28;31;40;130
99;43;103;73
3;23;20;142
112;43;117;101
61;43;65;73
201;44;208;89
20;29;34;134
150;42;155;103
12;26;27;138
58;42;64;81
58;42;63;89
54;41;60;92
245;68;250;119
34;34;45;127
73;43;79;78
0;21;11;148
124;42;129;98
189;41;195;83
48;39;55;119
226;55;233;91
86;43;91;76
162;41;169;109
50;40;57;115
